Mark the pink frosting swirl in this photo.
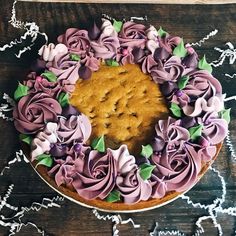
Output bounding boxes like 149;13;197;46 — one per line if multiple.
13;93;62;134
116;168;152;204
90;33;120;59
141;54;158;74
153;117;190;152
197;112;228;145
190;140;217;162
48;145;90;187
112;145;137;174
119;22;147;49
57;28;91;55
198;145;217;162
183;69;222;99
150;56;184;84
72;149;117;200
49;156;76;187
168;89;190;107
46;52;80;84
57;114;92;145
31;122;58;160
158;35;182;53
152;144;201;192
25;72;75;99
116;47;135;65
80;53;100;71
150;174;167;198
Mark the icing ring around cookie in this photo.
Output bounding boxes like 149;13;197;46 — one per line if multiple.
13;18;229;211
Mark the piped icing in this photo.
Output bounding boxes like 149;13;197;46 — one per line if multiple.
151;143;201;193
57;114;92;145
46;52;81;84
13;19;229;205
38;43;68;62
31;122;58;160
13;93;62;134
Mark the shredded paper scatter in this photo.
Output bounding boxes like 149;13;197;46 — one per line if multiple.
0;1;236;236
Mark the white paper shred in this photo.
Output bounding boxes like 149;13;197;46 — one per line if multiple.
211;42;236;67
0;93;15;122
225;73;236;79
130;16;148;22
150;166;236;236
189;29;218;47
0;0;48;58
149;223;185;236
0;149;29;176
92;209;140;236
225;131;236;161
0;2;236;235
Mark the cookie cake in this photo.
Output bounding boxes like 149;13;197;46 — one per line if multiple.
12;18;229;212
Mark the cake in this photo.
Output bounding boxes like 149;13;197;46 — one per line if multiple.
12;18;230;212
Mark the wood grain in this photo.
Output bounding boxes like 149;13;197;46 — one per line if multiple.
19;0;236;4
0;1;236;235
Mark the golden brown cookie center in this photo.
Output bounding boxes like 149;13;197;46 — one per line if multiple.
70;64;168;154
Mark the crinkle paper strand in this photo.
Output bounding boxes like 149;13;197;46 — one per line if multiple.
0;0;47;58
1;5;236;236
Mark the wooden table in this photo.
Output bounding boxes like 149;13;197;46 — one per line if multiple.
0;1;236;235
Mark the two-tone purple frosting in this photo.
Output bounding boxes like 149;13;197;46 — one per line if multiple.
12;18;229;205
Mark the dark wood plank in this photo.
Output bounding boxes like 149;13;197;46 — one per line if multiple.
0;1;236;236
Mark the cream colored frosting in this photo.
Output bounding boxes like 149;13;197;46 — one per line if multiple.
38;43;68;62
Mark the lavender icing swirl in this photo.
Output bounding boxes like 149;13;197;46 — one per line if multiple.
197;112;228;145
57;28;91;55
116;167;152;204
119;21;147;49
116;47;135;65
31;122;58;160
183;68;222;99
57;114;92;145
90;33;120;59
49;155;79;187
112;145;137;174
25;72;75;98
158;35;182;53
151;56;184;84
141;54;158;74
153;117;190;152
72;149;117;200
46;52;80;84
13;93;62;134
152;144;202;192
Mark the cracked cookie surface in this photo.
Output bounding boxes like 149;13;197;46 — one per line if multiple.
70;63;168;154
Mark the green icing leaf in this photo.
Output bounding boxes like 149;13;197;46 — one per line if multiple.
173;39;187;58
19;134;32;145
178;76;190;90
91;135;105;152
58;92;69;108
70;53;81;61
36;154;53;168
198;55;213;73
157;26;167;38
139;163;155;181
170;103;182;118
106;59;119;67
140;144;153;158
41;71;57;82
106;190;121;203
14;83;29;101
220;108;231;124
113;19;123;33
189;124;203;141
